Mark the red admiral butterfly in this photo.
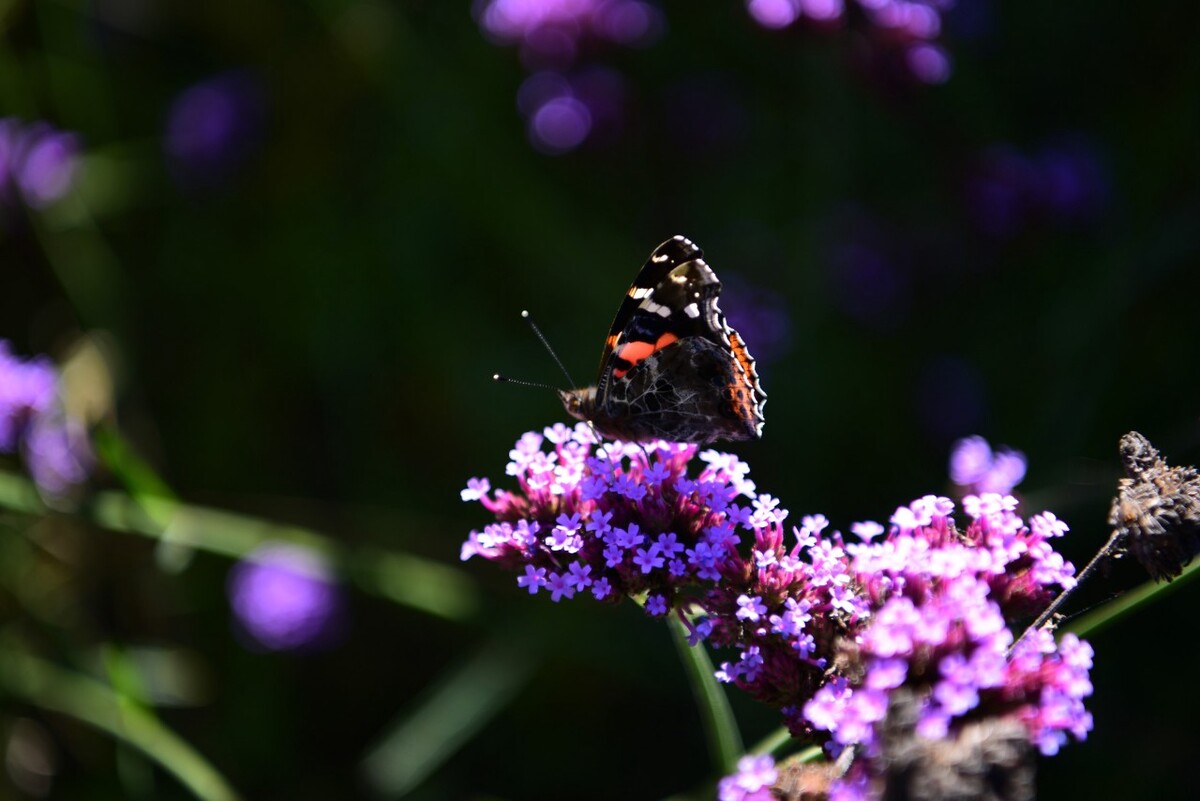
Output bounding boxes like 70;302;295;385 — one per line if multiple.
558;235;766;445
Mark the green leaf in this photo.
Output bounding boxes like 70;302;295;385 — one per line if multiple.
0;645;240;801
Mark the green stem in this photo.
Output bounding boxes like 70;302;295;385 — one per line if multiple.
1066;555;1200;639
668;614;742;773
0;469;479;622
0;646;240;801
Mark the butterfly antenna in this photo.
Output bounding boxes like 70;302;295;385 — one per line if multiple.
491;374;559;391
519;309;578;389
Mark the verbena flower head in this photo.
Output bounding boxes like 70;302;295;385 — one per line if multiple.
0;341;92;496
227;542;342;651
466;429;1092;796
802;494;1089;798
0;118;81;209
462;423;763;610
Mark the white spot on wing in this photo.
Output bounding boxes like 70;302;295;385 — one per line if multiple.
683;302;700;318
641;300;671;317
630;287;653;299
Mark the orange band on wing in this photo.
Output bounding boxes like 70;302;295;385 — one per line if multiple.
612;332;680;379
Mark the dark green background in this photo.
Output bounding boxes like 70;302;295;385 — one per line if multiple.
2;1;1199;798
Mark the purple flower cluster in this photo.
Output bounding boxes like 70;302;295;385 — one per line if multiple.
465;427;1093;796
227;543;342;651
0;341;91;495
746;0;955;84
718;753;777;801
949;435;1026;495
474;0;661;154
0;118;80;209
461;422;761;609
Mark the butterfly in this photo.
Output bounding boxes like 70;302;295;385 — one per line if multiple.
558;235;766;445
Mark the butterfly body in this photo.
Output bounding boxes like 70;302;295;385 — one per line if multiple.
559;235;766;445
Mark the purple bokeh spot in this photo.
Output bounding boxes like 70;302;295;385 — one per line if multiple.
594;1;662;45
906;43;951;84
967;137;1109;237
1033;139;1110;225
0;119;82;208
14;125;81;208
517;72;574;117
747;0;800;28
949;435;1027;495
478;0;662;56
875;2;942;38
949;435;992;486
801;0;844;21
827;241;910;328
24;417;92;496
228;543;341;651
0;340;92;496
529;96;592;153
721;274;793;365
164;71;265;187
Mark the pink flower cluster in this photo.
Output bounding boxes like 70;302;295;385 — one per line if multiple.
462;428;1093;798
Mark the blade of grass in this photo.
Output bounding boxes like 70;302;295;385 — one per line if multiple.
668;615;742;773
359;630;538;798
0;645;239;801
0;468;480;622
1066;556;1200;639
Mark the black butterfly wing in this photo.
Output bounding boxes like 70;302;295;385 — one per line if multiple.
600;336;764;444
594;235;727;399
589;235;766;443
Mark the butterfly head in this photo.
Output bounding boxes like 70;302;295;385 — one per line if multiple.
558;387;597;425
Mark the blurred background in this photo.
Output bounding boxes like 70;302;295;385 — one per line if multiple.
1;0;1199;799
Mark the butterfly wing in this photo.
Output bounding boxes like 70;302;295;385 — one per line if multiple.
594;235;728;399
589;235;766;443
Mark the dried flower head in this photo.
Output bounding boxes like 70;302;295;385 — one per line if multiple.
770;755;841;801
877;688;1034;801
1108;431;1200;581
